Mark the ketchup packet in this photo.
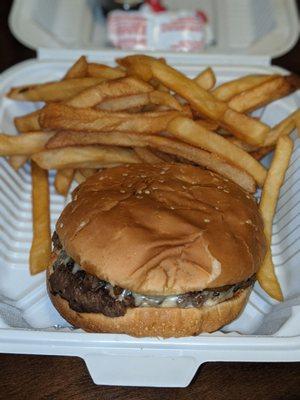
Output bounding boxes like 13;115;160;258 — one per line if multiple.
107;5;211;52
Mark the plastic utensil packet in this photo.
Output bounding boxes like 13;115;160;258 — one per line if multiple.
107;4;212;52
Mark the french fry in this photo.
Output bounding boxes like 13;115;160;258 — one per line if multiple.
97;93;150;111
167;117;267;186
213;74;276;101
8;155;28;171
54;169;74;196
194;67;216;90
14;109;41;132
0;132;54;156
31;146;140;170
220;108;269;146
250;146;274;160
228;76;296;113
74;170;86;184
7;78;104;102
46;130;256;193
29;161;51;274
79;168;98;178
118;55;270;145
67;77;153;108
10;110;42;170
64;56;88;79
117;55;227;120
258;136;294;300
87;63;126;79
263;109;300;146
97;90;183;112
195;119;219;131
134;147;163;163
39;103;182;133
226;137;258;152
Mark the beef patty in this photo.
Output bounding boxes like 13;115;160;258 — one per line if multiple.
49;233;255;318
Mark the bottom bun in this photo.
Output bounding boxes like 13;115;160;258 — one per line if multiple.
47;279;251;338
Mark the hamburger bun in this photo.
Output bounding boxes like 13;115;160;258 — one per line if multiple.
48;163;266;337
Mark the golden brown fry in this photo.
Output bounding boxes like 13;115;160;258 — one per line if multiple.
213;74;276;101
0;131;54;156
46;131;256;192
220;109;269;146
194;67;216;90
258;136;294;300
31;146;140;170
29;161;51;275
297;114;300;138
98;91;183;112
263;109;300;146
228;76;296;113
87;63;126;79
64;56;88;79
97;93;149;111
134;147;162;163
117;55;227;120
79;168;98;178
7;78;104;102
67;77;153;108
167;117;266;186
226;137;258;152
54;169;74;196
74;170;86;184
8;155;28;170
250;146;274;160
118;55;270;145
39;103;182;133
14;109;41;132
195;119;219;131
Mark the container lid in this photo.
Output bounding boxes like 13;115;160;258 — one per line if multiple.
8;0;300;61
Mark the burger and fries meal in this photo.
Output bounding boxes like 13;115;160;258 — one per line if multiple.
0;54;299;337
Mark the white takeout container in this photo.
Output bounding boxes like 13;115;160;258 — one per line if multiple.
0;0;300;387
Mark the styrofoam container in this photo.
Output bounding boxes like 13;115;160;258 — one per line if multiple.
9;0;299;58
0;53;300;387
1;0;300;388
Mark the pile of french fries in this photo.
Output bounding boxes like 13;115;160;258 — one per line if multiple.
1;54;299;301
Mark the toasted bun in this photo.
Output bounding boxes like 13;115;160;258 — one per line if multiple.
47;278;252;338
56;164;266;295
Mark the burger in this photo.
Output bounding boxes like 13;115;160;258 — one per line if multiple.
47;163;266;337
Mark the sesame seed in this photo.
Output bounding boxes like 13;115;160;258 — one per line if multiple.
223;189;230;193
122;173;128;177
59;223;64;228
204;219;210;223
170;206;175;210
217;186;223;190
144;190;150;194
120;189;126;193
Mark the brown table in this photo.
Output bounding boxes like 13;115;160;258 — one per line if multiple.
1;1;300;399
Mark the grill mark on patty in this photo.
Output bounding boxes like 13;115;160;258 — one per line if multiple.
49;236;255;317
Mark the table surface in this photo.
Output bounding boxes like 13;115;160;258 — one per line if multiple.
1;1;300;399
